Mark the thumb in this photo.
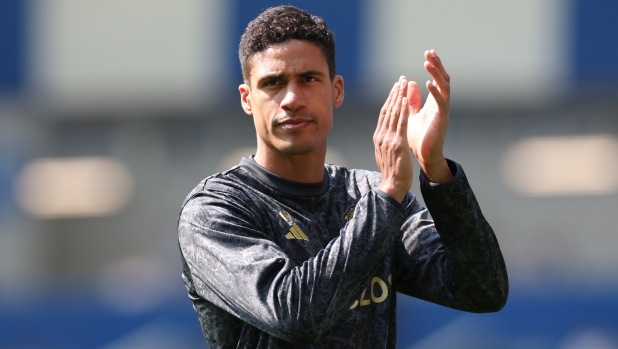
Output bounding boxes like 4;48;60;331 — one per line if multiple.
407;81;422;114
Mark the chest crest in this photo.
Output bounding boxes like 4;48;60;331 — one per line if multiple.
343;206;356;223
279;210;309;241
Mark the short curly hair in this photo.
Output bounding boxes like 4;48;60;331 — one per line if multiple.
239;5;336;83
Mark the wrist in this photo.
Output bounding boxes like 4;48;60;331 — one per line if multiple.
379;183;407;203
421;157;453;183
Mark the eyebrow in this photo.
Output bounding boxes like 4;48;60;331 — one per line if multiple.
257;70;326;83
297;70;326;78
257;74;284;83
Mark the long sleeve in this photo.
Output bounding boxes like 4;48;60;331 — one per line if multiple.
393;160;509;312
178;181;405;345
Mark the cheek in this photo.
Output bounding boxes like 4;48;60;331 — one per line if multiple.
252;101;276;136
317;98;334;131
252;114;269;137
323;116;334;135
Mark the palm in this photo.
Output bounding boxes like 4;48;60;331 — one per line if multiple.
405;50;451;180
408;91;448;167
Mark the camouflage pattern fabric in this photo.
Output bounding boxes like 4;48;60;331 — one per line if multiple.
178;157;508;348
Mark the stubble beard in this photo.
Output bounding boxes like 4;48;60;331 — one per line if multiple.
267;135;323;156
257;125;328;157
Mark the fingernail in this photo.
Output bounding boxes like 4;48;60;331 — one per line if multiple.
392;82;398;91
399;78;406;89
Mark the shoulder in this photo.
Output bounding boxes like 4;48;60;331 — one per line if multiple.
180;165;259;215
178;167;268;237
326;163;422;214
325;163;382;190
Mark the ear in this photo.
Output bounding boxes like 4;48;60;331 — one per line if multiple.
332;75;344;108
239;83;252;115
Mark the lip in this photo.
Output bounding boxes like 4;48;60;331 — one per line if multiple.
277;119;313;130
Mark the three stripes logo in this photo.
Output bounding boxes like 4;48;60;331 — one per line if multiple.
279;211;309;241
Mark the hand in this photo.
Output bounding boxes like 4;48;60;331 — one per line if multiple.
406;50;453;183
373;76;414;203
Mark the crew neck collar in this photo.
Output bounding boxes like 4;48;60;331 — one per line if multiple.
239;157;329;197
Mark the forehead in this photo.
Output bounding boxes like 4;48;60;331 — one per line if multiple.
248;40;329;79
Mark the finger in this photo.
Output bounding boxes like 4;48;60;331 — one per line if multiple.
376;82;398;137
425;49;450;83
389;77;407;131
397;97;410;137
388;78;404;115
407;81;422;114
424;61;450;101
426;80;447;108
379;83;397;127
424;61;449;91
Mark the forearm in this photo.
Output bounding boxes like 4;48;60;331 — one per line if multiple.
420;156;452;184
270;190;402;341
418;160;508;312
179;188;404;343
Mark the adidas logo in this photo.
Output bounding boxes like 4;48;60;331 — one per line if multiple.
285;223;309;241
279;211;309;241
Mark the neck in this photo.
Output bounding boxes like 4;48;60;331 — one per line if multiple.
254;143;326;183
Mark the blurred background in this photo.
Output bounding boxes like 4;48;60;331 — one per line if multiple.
1;0;617;348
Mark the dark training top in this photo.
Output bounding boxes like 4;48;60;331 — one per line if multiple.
178;157;508;349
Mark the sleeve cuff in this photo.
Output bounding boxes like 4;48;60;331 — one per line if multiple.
372;188;406;215
419;158;464;189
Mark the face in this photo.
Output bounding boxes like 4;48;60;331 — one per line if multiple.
239;40;344;157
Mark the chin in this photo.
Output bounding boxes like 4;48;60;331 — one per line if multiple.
278;145;315;156
275;140;321;156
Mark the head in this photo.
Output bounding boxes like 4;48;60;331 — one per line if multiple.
239;5;336;83
238;6;344;162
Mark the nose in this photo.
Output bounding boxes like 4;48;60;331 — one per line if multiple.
280;81;306;112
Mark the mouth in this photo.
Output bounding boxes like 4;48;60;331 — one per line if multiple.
276;118;313;130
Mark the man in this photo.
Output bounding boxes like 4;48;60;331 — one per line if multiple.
178;5;508;348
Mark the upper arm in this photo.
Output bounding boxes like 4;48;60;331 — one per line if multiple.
178;188;293;322
392;161;509;312
178;181;411;343
392;196;455;305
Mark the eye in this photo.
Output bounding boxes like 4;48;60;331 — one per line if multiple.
303;76;318;82
263;80;280;87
